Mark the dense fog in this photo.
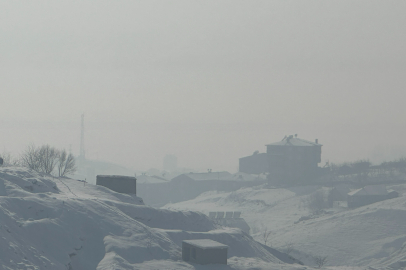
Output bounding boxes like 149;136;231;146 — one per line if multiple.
1;1;406;269
1;1;405;172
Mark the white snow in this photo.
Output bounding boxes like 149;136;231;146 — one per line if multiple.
183;239;228;249
164;184;406;269
0;167;309;270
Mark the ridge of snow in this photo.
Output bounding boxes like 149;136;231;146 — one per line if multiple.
0;167;299;270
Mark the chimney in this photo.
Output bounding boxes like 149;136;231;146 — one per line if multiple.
315;139;318;144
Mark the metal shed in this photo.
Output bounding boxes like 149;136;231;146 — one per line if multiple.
96;175;137;195
182;239;228;265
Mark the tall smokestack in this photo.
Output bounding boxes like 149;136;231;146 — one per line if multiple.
315;139;318;144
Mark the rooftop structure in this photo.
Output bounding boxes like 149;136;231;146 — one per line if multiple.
347;185;398;208
239;135;323;184
182;239;228;265
96;175;137;195
267;135;322;184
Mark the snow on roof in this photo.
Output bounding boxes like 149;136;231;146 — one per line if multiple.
183;239;228;249
266;136;322;147
348;185;388;196
97;175;136;180
179;171;233;181
136;175;169;184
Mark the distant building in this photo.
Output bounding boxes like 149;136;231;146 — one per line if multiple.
182;239;228;265
163;155;177;172
328;184;351;208
239;152;268;174
267;135;322;183
96;175;137;195
137;172;266;207
171;171;233;183
347;185;399;208
136;173;169;184
239;135;322;184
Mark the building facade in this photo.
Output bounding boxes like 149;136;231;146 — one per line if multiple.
267;135;322;184
182;239;228;265
239;152;268;175
96;175;137;195
239;135;322;184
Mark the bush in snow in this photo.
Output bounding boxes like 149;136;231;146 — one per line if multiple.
20;144;76;177
302;190;328;215
313;255;328;268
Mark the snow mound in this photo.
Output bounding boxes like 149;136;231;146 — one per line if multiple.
0;167;59;196
165;185;406;268
0;167;296;270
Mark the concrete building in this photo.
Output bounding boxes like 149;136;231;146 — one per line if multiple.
137;172;266;207
347;185;399;208
267;135;322;184
328;184;351;208
239;135;322;184
182;239;228;265
96;175;137;195
239;152;268;174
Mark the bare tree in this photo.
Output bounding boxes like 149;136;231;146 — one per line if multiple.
303;190;328;215
38;145;60;174
21;144;42;172
58;150;76;177
262;227;272;246
21;144;60;175
313;255;328;268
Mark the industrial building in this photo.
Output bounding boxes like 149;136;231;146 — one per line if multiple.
182;239;228;265
96;175;137;195
239;135;322;184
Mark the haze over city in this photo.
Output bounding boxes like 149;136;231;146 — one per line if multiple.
1;0;405;172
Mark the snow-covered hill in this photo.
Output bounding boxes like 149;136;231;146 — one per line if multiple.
0;167;305;270
164;184;406;269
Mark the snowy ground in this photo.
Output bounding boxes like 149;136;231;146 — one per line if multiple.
0;167;310;270
164;184;406;269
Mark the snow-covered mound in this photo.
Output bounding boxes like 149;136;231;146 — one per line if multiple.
0;167;300;270
164;184;406;268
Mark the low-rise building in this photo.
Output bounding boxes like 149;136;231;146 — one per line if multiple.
182;239;228;265
347;185;399;208
239;152;268;174
96;175;137;195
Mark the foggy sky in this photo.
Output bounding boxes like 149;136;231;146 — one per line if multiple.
1;1;405;172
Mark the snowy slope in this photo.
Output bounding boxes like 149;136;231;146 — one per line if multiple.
0;167;304;270
164;184;406;268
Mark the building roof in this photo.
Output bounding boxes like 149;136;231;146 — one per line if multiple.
97;175;136;180
348;185;388;196
332;185;351;196
266;135;322;147
175;171;233;181
136;175;169;184
232;172;267;181
183;239;228;249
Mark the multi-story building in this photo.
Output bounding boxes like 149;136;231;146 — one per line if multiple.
239;135;322;184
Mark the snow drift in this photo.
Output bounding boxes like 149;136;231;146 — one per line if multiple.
0;167;299;270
